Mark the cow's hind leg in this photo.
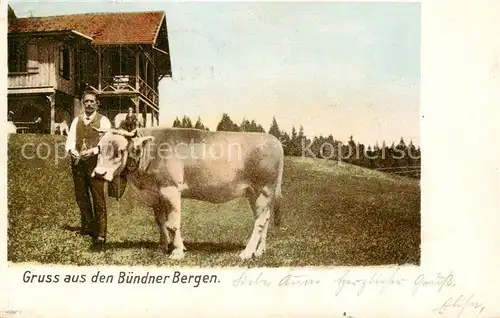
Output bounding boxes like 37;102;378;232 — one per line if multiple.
254;200;273;257
240;187;272;260
160;186;186;260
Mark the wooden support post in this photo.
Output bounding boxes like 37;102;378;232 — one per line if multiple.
145;60;148;89
151;48;156;91
98;46;102;91
47;93;56;134
131;96;140;120
135;46;140;91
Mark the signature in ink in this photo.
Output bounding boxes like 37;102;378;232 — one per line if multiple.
433;294;485;317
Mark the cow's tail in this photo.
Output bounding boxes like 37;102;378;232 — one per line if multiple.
273;143;284;227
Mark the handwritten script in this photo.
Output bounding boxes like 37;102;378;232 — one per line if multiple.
332;268;410;296
433;294;485;317
233;268;456;296
232;269;320;288
231;268;484;316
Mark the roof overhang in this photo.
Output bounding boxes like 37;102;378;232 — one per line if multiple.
151;15;172;78
152;12;166;45
92;41;155;46
8;30;93;42
153;45;172;77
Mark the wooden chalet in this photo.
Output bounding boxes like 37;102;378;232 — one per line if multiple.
7;6;172;133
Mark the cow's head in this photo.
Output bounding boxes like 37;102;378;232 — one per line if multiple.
91;128;155;182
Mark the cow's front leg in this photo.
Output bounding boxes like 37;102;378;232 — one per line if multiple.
160;186;186;260
154;207;170;253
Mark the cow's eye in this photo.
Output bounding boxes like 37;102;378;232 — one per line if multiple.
113;149;125;161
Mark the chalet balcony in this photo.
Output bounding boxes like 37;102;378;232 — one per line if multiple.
87;75;159;107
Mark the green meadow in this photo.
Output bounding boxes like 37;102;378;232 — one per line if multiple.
8;133;420;267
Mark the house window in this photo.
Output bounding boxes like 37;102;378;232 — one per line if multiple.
59;45;71;80
8;40;27;73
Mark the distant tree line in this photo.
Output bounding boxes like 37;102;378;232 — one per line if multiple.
171;114;421;179
172;116;210;130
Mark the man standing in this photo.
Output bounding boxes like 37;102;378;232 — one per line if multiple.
118;107;142;132
65;90;111;249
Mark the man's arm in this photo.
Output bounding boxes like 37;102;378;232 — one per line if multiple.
65;117;79;154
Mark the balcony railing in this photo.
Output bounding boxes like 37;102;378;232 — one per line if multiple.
101;75;137;93
138;77;159;105
85;75;158;106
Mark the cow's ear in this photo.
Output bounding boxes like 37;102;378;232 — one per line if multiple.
132;136;155;151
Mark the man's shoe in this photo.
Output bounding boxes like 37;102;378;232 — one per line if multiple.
90;236;106;252
93;236;106;244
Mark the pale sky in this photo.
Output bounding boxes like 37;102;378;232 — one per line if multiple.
9;1;420;146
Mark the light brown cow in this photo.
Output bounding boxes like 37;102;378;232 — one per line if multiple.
91;127;284;260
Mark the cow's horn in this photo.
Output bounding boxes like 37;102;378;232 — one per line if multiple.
93;127;109;133
126;128;138;137
114;128;137;138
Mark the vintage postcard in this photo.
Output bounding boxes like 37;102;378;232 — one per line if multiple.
1;0;498;317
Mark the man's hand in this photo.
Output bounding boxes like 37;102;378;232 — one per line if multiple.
68;150;80;164
68;149;79;159
80;149;95;160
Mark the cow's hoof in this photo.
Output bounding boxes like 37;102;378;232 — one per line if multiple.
254;248;265;257
169;248;185;260
239;250;254;260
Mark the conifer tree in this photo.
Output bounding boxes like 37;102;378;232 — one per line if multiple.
268;117;282;139
216;113;240;131
172;117;181;128
181;115;193;128
194;116;209;130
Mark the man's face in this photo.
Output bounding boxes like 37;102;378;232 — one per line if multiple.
83;94;98;114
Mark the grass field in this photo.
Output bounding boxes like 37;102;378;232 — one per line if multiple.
7;134;420;267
